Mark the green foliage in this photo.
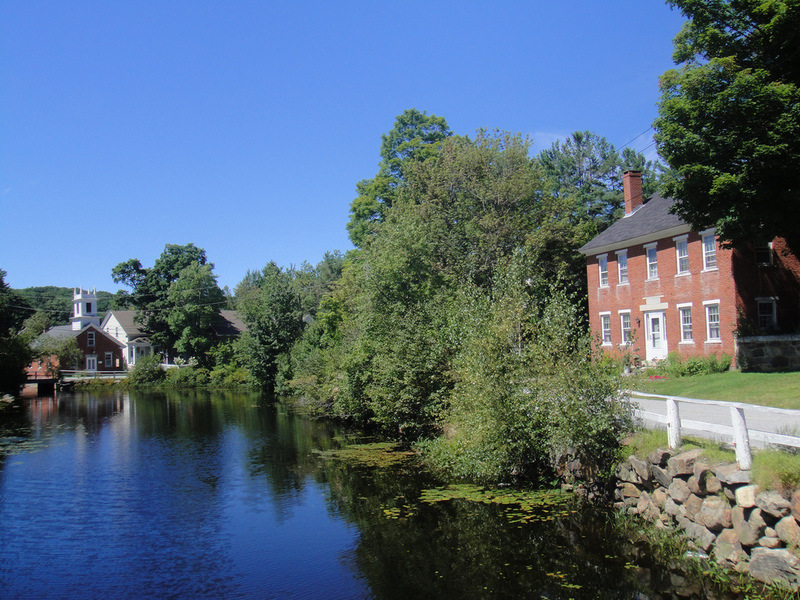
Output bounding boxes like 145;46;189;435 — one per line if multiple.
421;288;631;482
112;243;222;356
165;366;210;388
166;262;226;366
0;270;32;394
236;262;304;395
128;354;166;386
654;0;800;249
660;351;732;377
538;131;669;231
33;336;83;374
13;286;113;325
347;108;452;247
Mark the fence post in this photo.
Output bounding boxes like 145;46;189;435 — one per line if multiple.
667;397;682;448
730;406;753;470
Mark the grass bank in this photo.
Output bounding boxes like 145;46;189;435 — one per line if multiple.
630;371;800;410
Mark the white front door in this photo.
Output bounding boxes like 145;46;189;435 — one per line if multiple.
86;355;97;371
644;311;668;362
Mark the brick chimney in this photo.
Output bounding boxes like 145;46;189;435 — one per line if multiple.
623;170;643;216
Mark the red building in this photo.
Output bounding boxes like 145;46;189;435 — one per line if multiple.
27;288;125;378
578;172;800;367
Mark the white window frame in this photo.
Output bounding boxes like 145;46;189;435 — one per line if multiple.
619;310;632;345
598;254;609;288
616;250;628;285
600;312;612;346
756;297;778;329
674;235;689;275
703;300;721;342
701;229;717;271
676;302;693;343
645;243;658;280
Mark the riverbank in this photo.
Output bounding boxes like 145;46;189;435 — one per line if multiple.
613;442;800;593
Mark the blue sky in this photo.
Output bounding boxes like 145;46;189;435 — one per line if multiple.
1;1;687;293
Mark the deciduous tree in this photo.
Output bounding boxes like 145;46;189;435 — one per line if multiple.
654;0;800;249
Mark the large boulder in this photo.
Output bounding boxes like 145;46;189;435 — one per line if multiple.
668;449;704;478
749;548;800;588
734;485;761;509
651;465;672;489
698;496;732;532
629;456;651;482
776;515;800;549
668;478;692;504
732;505;766;546
756;491;792;519
713;529;745;566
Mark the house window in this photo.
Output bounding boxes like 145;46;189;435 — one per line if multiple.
675;237;689;274
757;298;777;329
598;255;609;287
86;302;92;314
600;313;612;345
645;244;658;280
87;331;95;347
616;250;628;284
702;232;717;270
105;352;113;367
755;239;773;266
678;305;693;342
620;311;632;344
705;303;721;341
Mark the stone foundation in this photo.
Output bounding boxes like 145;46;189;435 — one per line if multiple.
614;448;800;590
736;334;800;372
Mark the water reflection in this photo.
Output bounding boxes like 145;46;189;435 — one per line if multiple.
0;392;746;599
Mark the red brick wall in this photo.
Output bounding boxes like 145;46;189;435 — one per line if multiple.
75;328;125;371
586;232;738;364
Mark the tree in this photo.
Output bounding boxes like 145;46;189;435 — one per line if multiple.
167;263;226;365
346;109;452;247
112;243;223;358
654;0;800;249
236;262;304;394
538;131;667;232
0;270;31;394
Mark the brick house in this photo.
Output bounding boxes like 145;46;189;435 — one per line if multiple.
28;288;125;376
578;171;800;367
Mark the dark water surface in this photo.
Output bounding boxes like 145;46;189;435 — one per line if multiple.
0;391;718;599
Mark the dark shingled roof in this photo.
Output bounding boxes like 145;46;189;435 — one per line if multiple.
212;310;248;336
579;194;689;255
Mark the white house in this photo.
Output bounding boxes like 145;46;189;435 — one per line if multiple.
101;310;152;369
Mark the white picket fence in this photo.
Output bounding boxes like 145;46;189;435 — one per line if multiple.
626;390;800;470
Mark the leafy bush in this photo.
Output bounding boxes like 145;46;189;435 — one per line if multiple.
661;352;731;377
420;288;632;482
128;354;166;386
166;366;209;388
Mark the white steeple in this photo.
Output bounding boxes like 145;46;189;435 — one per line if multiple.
71;287;100;330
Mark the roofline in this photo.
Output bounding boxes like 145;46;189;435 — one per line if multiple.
579;223;692;256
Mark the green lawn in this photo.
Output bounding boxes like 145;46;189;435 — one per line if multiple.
629;371;800;410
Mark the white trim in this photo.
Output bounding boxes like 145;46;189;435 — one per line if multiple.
702;299;721;306
672;234;688;242
676;302;693;309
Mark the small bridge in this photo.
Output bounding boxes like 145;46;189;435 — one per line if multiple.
25;370;128;395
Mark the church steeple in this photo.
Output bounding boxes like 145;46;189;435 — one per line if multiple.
71;287;100;330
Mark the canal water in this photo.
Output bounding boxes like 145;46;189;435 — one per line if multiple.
0;391;728;599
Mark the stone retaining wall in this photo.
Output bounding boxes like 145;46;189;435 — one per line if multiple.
615;448;800;589
736;334;800;372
